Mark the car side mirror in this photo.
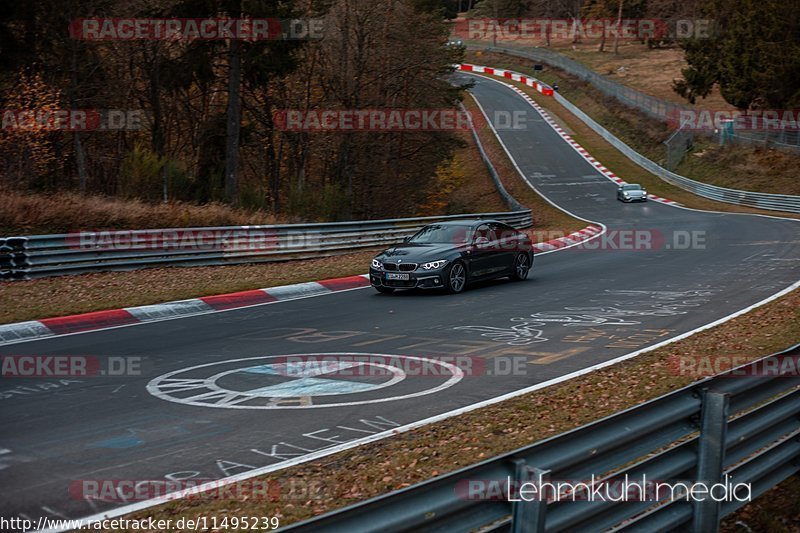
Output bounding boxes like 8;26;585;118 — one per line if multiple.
403;236;411;243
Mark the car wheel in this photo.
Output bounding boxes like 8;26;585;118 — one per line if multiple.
375;286;395;294
511;252;531;281
445;261;467;294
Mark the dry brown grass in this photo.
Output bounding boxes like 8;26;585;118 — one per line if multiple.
465;36;733;108
0;191;281;236
544;39;733;109
1;117;506;237
722;474;800;532
466;50;800;201
0;251;377;324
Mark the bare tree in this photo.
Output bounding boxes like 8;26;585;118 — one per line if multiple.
613;0;623;54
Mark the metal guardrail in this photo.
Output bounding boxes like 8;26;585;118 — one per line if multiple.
284;343;800;532
550;90;800;213
460;54;800;213
1;97;532;281
461;101;524;212
0;211;533;280
472;44;800;152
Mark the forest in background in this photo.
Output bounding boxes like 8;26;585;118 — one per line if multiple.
0;0;465;220
1;0;797;222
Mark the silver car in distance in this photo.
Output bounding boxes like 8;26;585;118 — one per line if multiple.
617;183;648;202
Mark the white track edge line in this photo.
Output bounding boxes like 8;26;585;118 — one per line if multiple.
466;67;800;224
467;88;609;257
42;76;800;531
51;277;800;532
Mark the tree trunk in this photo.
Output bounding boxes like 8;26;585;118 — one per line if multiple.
545;19;551;47
571;0;582;43
225;35;242;205
70;43;88;191
146;46;167;201
613;0;624;54
73;132;87;191
271;135;283;212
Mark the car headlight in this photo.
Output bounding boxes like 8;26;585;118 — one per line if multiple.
371;259;383;270
642;190;647;195
421;259;448;270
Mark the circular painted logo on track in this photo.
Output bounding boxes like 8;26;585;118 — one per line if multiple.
147;353;464;409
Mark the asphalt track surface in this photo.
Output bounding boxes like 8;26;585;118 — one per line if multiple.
2;73;799;525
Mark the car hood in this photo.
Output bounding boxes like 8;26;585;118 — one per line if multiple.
376;243;463;262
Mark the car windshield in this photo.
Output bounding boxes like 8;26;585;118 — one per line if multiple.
622;184;642;191
408;224;470;244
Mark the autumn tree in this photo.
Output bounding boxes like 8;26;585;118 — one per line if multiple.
0;70;64;186
674;0;800;109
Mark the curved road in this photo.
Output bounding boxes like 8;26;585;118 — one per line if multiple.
2;73;799;524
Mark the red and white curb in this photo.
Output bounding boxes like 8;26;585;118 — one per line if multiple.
463;64;680;206
0;225;603;346
0;275;371;345
457;63;554;96
532;224;603;252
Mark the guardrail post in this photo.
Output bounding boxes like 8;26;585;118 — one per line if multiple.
693;390;729;533
510;459;549;533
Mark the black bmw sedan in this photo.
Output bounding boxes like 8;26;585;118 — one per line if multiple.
369;220;534;294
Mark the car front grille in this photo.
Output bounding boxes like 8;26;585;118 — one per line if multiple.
383;262;417;272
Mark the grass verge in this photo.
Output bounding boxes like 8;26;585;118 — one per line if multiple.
114;285;800;530
466;49;800;199
0;191;281;236
464;37;733;108
0;252;376;325
721;475;800;532
0;117;507;237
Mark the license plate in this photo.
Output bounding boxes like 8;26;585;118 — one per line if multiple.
386;273;409;280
